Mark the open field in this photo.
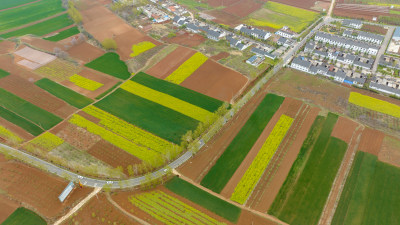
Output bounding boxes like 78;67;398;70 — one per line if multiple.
165;52;208;84
222;0;262;18
0;0;39;11
270;0;326;10
165;177;242;223
85;53;131;80
166;31;206;47
358;127;384;156
1;14;73;39
35;78;93;109
0;195;19;224
349;92;400;118
201;94;284;193
0;107;43;136
66;42;105;64
334;2;391;20
1;207;46;225
379;135;400;167
44;26;80;42
0;0;65;32
245;1;320;33
269;113;348;225
332;151;400;225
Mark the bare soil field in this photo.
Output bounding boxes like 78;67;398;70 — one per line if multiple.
0;154;93;221
334;3;390;20
0;117;34;141
111;186;232;224
267;68;350;114
0;75;76;118
87;140;141;175
358;127;385;156
114;30;162;60
62;193;141;225
0;40;15;54
249;106;321;212
268;0;327;10
20;36;67;53
0;195;19;224
208;0;241;7
181;59;248;102
66;42;105;64
206;10;241;27
167;31;206;47
361;24;388;35
211;52;230;61
222;0;262;17
54;122;101;151
378;135;400;168
178;78;273;182
145;46;196;79
237;210;279;225
60;67;120;99
220;98;302;198
331;117;359;143
0;55;42;81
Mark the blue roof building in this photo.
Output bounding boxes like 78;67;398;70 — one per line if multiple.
393;27;400;42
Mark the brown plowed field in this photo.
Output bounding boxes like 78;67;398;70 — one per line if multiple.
20;36;67;53
378;135;400;168
208;0;241;7
210;52;230;61
62;193;141;225
0;40;15;54
114;31;162;60
222;0;262;17
60;67;119;99
220;98;302;199
55;122;101;151
167;32;206;47
248;106;321;212
87;140;141;174
358;127;384;156
145;46;196;79
266;0;323;10
0;117;34;141
0;75;76;118
181;60;248;102
334;3;390;20
207;10;241;27
0;195;19;224
111;186;232;224
237;210;279;225
0;55;42;81
331;117;359;143
0;154;93;221
67;42;105;64
361;24;388;35
177;78;273;182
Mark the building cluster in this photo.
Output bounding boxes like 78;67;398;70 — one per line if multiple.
150;0;188;15
139;5;171;23
234;24;271;40
342;30;384;45
342;19;363;29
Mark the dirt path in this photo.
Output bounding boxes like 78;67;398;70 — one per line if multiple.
0;0;42;12
53;187;102;225
172;170;289;225
105;193;150;225
0;12;67;35
318;124;364;225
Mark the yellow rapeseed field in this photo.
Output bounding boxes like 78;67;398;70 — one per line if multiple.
349;92;400;118
28;132;64;151
165;52;208;84
69;74;104;91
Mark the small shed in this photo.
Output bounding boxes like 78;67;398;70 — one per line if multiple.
58;181;75;203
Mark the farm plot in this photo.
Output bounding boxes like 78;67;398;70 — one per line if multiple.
165;52;208;84
66;42;105;64
14;47;56;68
94;88;199;144
85;52;131;80
167;31;206;47
0;153;93;219
230;115;293;204
69;74;104;91
245;1;320;33
269;113;348;225
181;59;248;102
44;26;80;42
130;41;156;57
35;78;93;109
334;3;390;20
0;0;39;11
0;88;62;130
0;124;24;145
270;0;321;10
378;135;400;167
25;131;64;152
0;195;19;224
0;69;10;78
358;127;385;155
145;46;196;79
222;0;262;18
54;122;100;151
1;207;46;225
0;75;76;118
0;0;65;32
332;151;400;225
131;72;223;112
129;190;227;225
349;92;400;118
35;59;81;82
0;14;74;39
201;94;284;193
165;177;242;223
0;107;43;136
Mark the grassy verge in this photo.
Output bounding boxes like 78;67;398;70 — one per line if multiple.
35;78;93;109
200;93;284;193
165;177;242;222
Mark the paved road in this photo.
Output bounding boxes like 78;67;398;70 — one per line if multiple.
372;26;395;72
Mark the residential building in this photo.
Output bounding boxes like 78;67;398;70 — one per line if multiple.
304;42;315;52
226;36;251;51
251;47;276;60
186;23;199;33
393;27;400;42
357;31;384;45
246;55;264;67
236;25;271;40
342;19;363;29
291;56;313;73
275;29;295;39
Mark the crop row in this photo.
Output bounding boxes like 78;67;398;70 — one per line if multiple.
349;92;400;118
120;80;214;123
69;114;161;163
83;105;175;154
129;191;225;225
69;74;103;91
231;114;293;204
130;41;156;57
27;132;64;151
35;59;80;82
165;52;208;84
0;125;24;144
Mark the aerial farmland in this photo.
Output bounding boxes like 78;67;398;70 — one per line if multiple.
2;0;400;224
